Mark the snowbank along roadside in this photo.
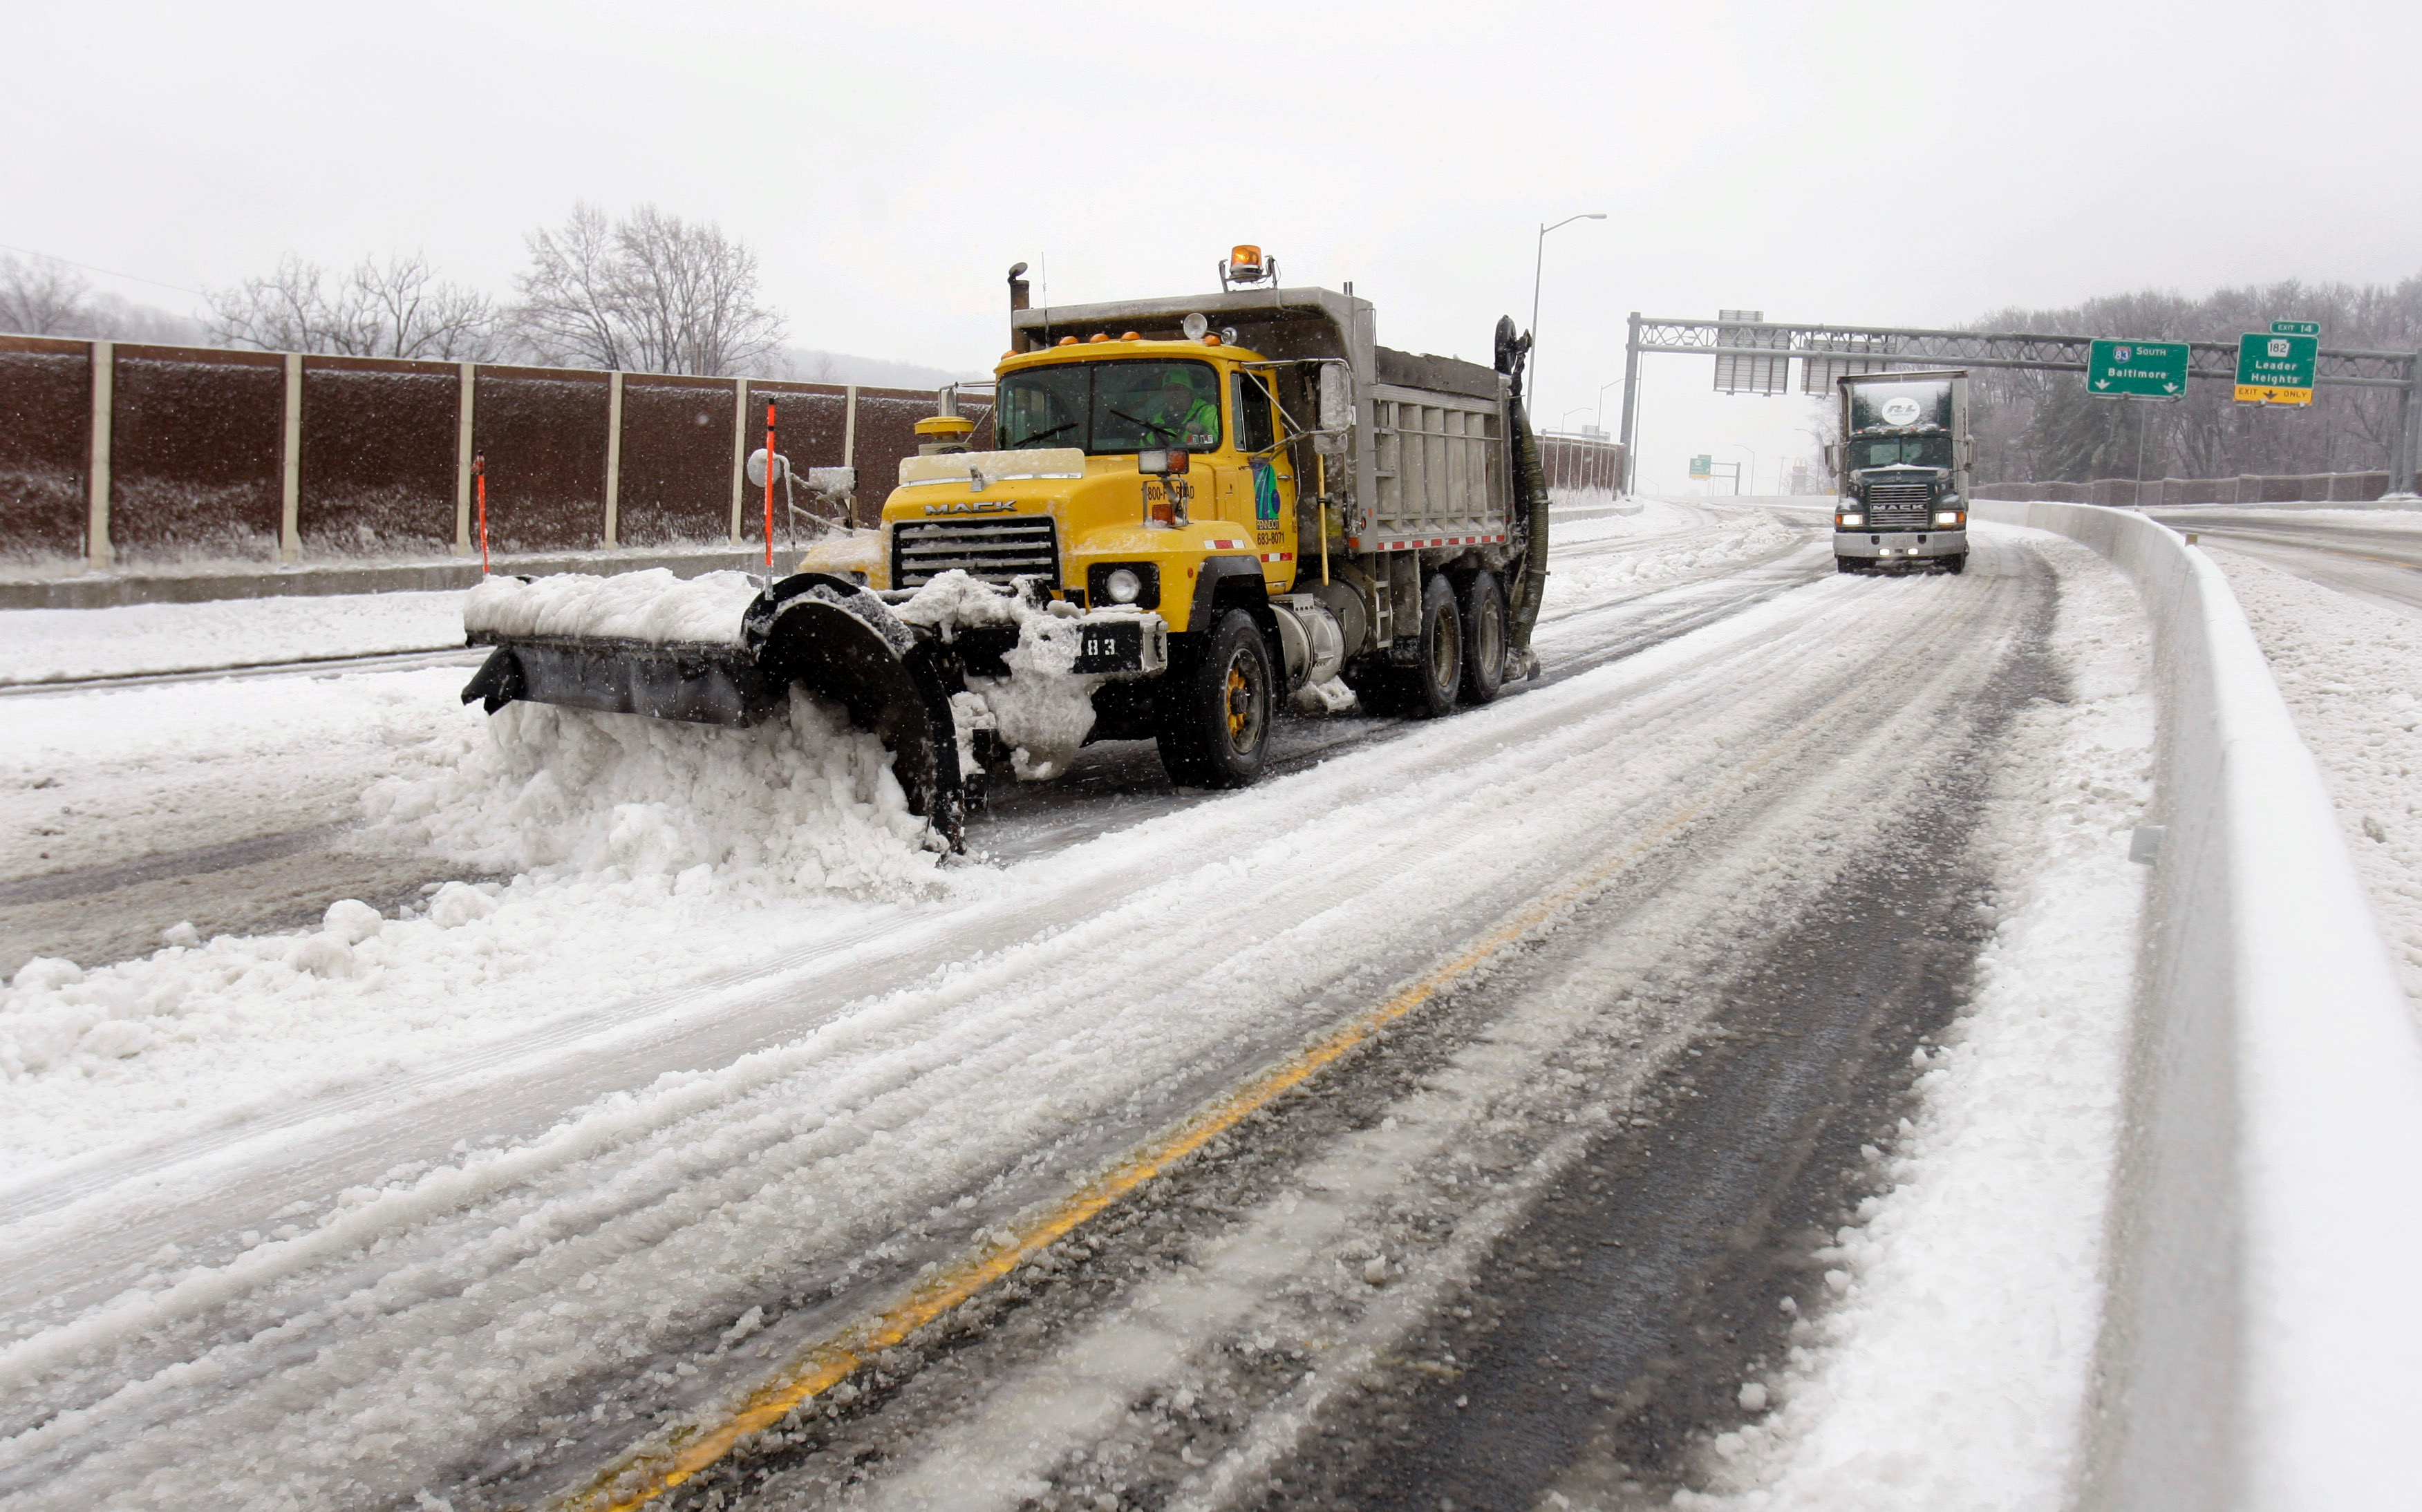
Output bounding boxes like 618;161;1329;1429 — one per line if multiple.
0;590;467;685
2201;550;2422;1016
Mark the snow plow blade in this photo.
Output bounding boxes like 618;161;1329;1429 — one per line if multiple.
462;573;968;848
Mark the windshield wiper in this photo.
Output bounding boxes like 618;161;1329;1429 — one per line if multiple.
1108;407;1180;442
1015;421;1077;444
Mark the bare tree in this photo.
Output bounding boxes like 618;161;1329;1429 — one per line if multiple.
347;252;501;359
514;203;629;369
209;252;500;359
0;252;91;337
208;254;341;352
512;202;786;376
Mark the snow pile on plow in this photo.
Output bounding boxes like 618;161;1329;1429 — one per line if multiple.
368;687;950;898
896;570;1117;780
462;568;760;645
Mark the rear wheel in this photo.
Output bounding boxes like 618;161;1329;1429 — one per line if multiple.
1405;573;1462;718
1156;609;1274;788
1457;569;1507;705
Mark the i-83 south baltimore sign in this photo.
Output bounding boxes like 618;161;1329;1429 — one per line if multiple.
2087;339;2188;399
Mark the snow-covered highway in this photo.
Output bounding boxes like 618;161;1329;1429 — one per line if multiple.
0;504;2158;1511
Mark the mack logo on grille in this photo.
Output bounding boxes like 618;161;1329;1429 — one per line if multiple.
893;516;1060;588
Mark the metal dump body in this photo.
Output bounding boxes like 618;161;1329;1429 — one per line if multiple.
1008;287;1514;555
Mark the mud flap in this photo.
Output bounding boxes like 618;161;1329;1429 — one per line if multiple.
746;574;969;850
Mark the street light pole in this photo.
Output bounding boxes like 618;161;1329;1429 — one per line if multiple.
1528;212;1606;424
1594;379;1622;433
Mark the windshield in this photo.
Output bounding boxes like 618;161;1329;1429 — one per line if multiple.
997;360;1223;454
1851;437;1952;469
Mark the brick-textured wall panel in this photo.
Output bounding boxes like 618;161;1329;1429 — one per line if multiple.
473;368;609;554
619;377;739;545
0;339;91;560
852;390;944;527
300;358;459;556
109;345;283;560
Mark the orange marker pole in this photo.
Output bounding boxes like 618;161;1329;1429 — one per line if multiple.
762;399;777;572
473;453;489;575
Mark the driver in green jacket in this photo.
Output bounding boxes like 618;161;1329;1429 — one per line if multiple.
1150;375;1220;448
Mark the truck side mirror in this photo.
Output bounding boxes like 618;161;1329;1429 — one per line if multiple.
1822;443;1837;471
1315;363;1353;456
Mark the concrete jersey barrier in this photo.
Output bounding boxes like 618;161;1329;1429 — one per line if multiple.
1975;500;2422;1511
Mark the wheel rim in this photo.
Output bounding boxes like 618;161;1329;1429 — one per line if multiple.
1429;605;1460;691
1223;656;1262;751
1476;598;1504;680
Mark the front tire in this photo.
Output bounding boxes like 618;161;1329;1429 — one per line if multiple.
1942;553;1968;575
1457;570;1507;706
1156;609;1274;788
1835;557;1860;574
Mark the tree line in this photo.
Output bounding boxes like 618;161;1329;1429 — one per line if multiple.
0;202;786;378
1966;274;2421;484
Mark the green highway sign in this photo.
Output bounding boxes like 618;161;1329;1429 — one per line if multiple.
2236;332;2318;406
2271;320;2321;337
2087;339;2188;399
1689;454;1713;479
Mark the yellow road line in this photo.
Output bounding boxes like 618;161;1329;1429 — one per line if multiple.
556;636;1911;1512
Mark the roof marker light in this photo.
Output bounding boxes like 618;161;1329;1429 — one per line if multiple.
1058;335;1079;346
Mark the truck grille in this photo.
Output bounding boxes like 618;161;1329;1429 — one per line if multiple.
892;517;1060;588
1862;480;1934;525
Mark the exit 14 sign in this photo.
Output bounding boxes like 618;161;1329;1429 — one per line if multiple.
2087;339;2188;399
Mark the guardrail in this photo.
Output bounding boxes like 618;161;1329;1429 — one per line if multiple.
1974;500;2422;1511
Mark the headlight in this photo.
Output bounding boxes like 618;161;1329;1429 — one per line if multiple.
1935;510;1963;527
1837;512;1864;528
1087;561;1161;609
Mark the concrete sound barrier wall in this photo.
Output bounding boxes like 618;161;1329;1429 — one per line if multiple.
1974;501;2422;1511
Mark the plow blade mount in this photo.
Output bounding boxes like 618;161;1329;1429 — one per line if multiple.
462;573;968;848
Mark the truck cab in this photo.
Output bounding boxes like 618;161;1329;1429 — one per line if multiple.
848;334;1302;627
1832;370;1971;574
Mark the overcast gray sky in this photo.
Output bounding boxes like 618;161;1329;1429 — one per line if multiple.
8;0;2415;491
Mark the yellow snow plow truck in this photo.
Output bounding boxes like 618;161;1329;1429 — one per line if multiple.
462;249;1551;848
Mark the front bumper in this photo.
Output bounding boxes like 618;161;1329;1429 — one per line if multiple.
1834;528;1966;562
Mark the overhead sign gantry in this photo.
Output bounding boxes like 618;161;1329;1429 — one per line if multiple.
1617;314;2420;495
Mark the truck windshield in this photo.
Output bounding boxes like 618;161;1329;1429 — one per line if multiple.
997;360;1223;454
1851;437;1952;469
